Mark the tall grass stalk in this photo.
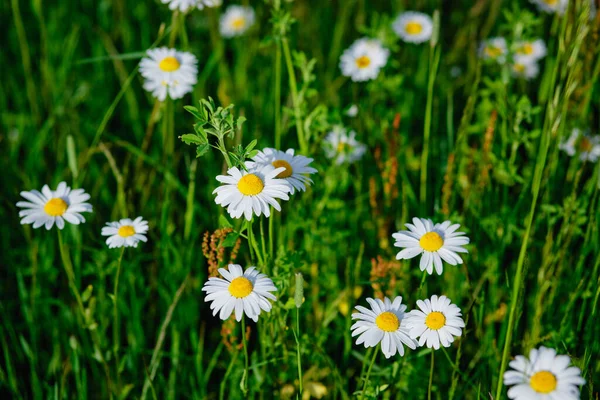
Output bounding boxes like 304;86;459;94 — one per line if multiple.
281;37;308;154
419;12;441;213
56;229;113;396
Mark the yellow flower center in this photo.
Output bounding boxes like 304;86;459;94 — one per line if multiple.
485;46;503;58
425;311;446;330
530;371;557;394
231;17;246;29
544;0;558;5
514;63;526;73
158;56;181;72
578;137;593;152
405;21;423;35
375;311;400;332
337;142;350;153
518;43;534;55
118;225;136;238
419;232;444;252
355;55;371;69
228;277;253;298
272;160;293;178
237;173;264;196
44;198;68;217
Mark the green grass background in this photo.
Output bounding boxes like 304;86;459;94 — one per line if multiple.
2;0;599;398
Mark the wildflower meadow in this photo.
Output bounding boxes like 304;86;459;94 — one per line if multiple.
3;0;600;399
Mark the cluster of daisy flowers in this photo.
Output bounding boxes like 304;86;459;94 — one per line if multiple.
139;5;255;101
339;11;433;82
351;294;464;358
17;181;149;249
213;148;317;220
480;37;547;80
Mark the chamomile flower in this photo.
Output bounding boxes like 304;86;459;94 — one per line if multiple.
530;0;569;14
202;264;277;322
323;126;367;165
101;217;149;249
339;38;390;82
559;128;600;162
139;47;198;101
219;5;255;38
392;218;469;275
161;0;221;12
479;37;508;63
503;346;586;399
351;297;417;358
405;295;465;350
213;164;291;221
346;104;358;117
511;60;540;80
392;11;434;44
17;182;92;230
514;39;547;63
247;148;317;195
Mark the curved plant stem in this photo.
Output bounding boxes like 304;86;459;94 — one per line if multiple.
113;247;126;388
359;347;378;400
240;316;250;396
428;351;435;400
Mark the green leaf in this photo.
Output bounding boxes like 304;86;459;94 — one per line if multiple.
180;134;205;145
237;116;247;130
219;215;233;229
183;105;203;120
221;232;240;248
245;139;257;153
196;144;210;158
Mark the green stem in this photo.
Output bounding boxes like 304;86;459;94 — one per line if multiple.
359;347;378;400
113;247;126;387
420;45;440;213
240;316;249;396
274;41;282;150
281;38;307;154
295;307;303;395
247;219;265;267
427;351;435;400
260;218;267;269
218;136;233;169
268;209;274;259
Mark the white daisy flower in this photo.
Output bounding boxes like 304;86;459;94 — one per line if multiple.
339;38;390;82
346;104;358;117
479;37;508;63
17;182;92;230
139;47;198;101
559;128;600;162
101;217;149;249
392;217;469;275
213;164;291;221
511;60;540;80
392;11;434;44
514;39;547;63
323;126;367;165
405;295;465;350
247;148;317;195
161;0;221;12
351;297;417;358
219;5;255;38
530;0;569;14
202;264;277;322
503;346;586;399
